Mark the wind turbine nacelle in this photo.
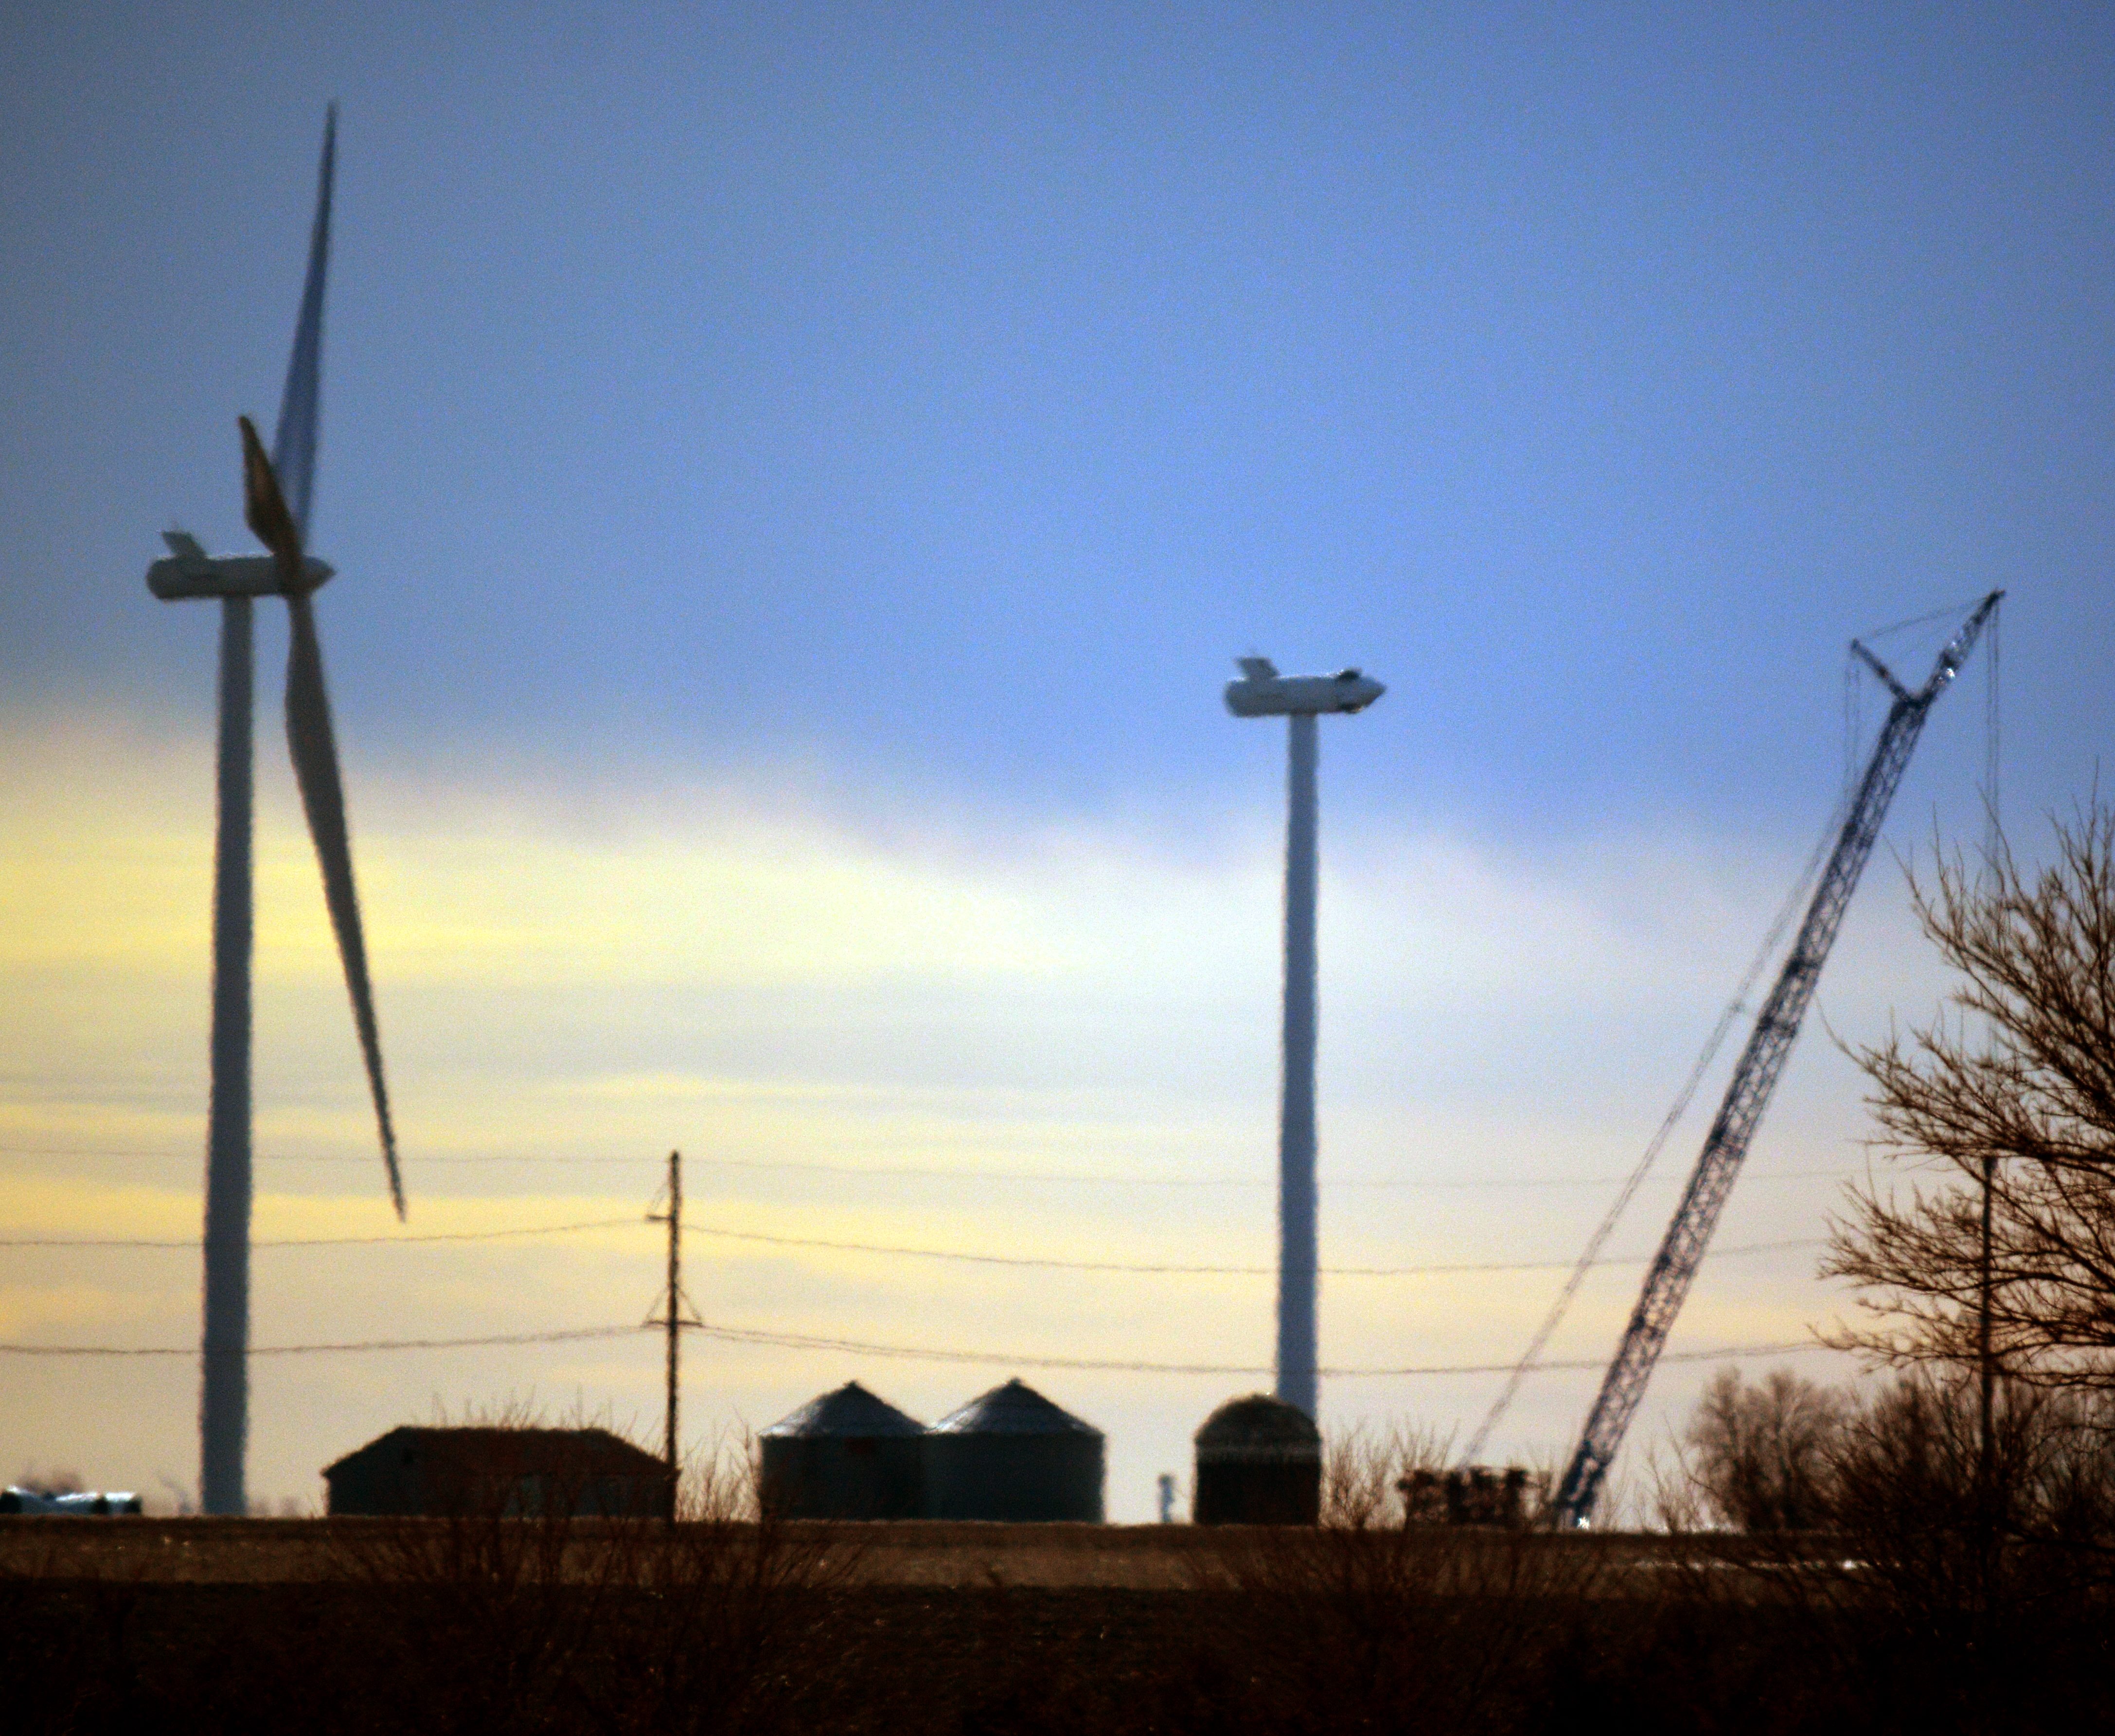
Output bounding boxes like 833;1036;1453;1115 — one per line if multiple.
1224;658;1385;718
146;531;333;601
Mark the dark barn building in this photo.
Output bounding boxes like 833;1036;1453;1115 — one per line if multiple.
924;1379;1104;1523
760;1382;925;1519
1193;1394;1321;1525
323;1427;670;1518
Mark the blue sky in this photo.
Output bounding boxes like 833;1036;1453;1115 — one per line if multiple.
7;2;2108;823
1;3;2110;1516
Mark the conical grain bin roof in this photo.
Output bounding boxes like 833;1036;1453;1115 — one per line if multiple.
932;1378;1102;1438
762;1381;924;1438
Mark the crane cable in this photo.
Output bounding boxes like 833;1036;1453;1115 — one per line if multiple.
1459;775;1850;1463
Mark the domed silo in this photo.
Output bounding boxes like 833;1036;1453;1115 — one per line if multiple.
924;1378;1104;1522
759;1381;925;1519
1193;1394;1320;1524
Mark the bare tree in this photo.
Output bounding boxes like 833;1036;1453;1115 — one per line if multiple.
1686;1365;1846;1531
1824;803;2115;1385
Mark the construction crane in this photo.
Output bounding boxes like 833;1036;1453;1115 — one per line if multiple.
1551;592;2003;1529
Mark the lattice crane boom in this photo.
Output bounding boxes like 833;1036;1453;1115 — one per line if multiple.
1551;592;2002;1528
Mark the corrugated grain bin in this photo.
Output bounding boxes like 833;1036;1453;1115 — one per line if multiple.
1193;1394;1321;1524
759;1382;925;1519
924;1379;1104;1522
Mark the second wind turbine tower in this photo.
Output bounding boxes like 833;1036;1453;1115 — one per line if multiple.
1226;657;1384;1418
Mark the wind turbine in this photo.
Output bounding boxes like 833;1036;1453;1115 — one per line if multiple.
1226;657;1384;1419
145;106;403;1516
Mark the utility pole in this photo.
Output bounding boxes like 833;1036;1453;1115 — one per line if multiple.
645;1150;700;1524
1975;606;2003;1610
1976;1148;1997;1634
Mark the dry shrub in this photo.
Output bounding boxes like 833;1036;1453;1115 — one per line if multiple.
1319;1420;1449;1527
1803;1371;2115;1729
1643;1368;2115;1735
328;1426;860;1736
1685;1365;1847;1532
1197;1427;1609;1734
0;1430;864;1736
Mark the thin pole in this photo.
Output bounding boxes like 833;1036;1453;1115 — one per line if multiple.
1977;1149;1996;1588
664;1150;681;1521
1277;712;1320;1418
1976;603;2000;1597
200;594;254;1517
1978;1155;1995;1444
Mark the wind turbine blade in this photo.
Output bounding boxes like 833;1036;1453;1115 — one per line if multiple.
239;416;305;590
284;594;404;1217
272;103;335;539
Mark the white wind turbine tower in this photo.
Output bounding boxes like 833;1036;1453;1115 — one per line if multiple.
145;106;404;1515
1225;657;1384;1418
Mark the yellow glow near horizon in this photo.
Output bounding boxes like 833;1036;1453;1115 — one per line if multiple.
0;711;1894;1511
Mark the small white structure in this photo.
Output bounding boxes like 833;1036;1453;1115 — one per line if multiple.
0;1488;142;1515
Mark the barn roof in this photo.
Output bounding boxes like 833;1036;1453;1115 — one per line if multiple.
322;1426;664;1479
761;1381;924;1438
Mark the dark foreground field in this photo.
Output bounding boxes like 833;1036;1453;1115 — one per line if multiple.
5;1519;2110;1734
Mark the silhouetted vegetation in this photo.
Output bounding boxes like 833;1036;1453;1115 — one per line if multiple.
1684;1364;1845;1531
0;1427;864;1736
1645;1362;2115;1733
1827;804;2115;1382
7;1399;2115;1736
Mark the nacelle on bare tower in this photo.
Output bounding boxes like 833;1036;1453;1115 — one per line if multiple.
1226;651;1384;1419
1224;657;1385;717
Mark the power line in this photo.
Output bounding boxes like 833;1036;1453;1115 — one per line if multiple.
0;1143;662;1167
0;1321;1836;1375
679;1221;1823;1277
0;1326;638;1358
698;1324;1832;1377
0;1141;1862;1191
0;1217;640;1250
0;1217;1824;1274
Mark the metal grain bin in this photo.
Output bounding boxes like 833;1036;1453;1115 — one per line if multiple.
1193;1394;1320;1524
759;1382;925;1519
924;1378;1104;1522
